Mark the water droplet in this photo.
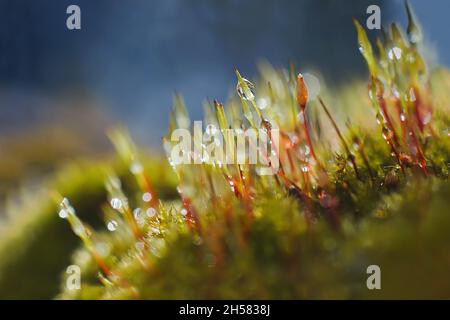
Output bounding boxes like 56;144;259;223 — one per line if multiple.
110;198;123;210
382;127;393;141
376;113;384;125
180;208;188;216
59;197;75;218
146;207;156;218
60;197;70;207
205;124;217;136
400;113;406;122
133;208;145;225
58;209;68;219
142;192;152;202
299;144;310;158
301;165;309;173
408;87;416;102
111;198;123;210
388;47;402;60
236;78;255;101
391;85;400;98
129;160;143;174
107;220;119;232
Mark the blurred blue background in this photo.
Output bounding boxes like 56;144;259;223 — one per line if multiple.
0;0;448;147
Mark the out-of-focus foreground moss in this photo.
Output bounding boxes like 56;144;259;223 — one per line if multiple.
0;156;177;299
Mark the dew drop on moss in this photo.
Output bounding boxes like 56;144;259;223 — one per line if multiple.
142;192;152;202
58;209;68;219
130;160;143;174
146;207;156;218
110;198;123;210
236;78;255;101
107;220;119;232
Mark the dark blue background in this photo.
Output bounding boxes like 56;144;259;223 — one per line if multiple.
0;0;447;146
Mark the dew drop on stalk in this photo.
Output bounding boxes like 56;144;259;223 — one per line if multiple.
146;207;156;218
205;124;217;136
142;192;152;202
129;160;143;174
180;208;188;216
61;197;70;208
388;47;402;60
110;198;123;210
407;87;416;102
133;208;145;225
58;209;68;219
382;127;393;141
391;86;400;98
400;113;406;122
236;78;255;101
299;144;311;157
358;46;364;54
59;197;75;218
107;220;119;232
376;113;384;125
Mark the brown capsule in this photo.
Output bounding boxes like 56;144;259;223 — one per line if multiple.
297;73;308;110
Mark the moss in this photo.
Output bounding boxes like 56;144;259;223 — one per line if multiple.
1;4;450;299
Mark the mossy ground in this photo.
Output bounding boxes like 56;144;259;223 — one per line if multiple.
0;5;450;299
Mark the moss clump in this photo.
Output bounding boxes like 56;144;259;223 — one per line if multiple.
1;4;450;299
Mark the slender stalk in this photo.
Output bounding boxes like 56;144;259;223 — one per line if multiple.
319;97;361;180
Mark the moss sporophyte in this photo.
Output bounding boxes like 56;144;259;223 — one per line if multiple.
23;2;449;299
